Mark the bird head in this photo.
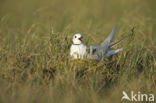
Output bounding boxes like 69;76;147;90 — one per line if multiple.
72;33;83;45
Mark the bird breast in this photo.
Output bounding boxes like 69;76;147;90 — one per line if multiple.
70;44;86;59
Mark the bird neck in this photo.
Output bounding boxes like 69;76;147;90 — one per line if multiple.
72;43;82;45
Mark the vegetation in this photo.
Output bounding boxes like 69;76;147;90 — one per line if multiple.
0;0;155;103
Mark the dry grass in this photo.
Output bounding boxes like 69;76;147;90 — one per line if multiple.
0;0;156;103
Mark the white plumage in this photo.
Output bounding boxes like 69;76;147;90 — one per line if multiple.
70;25;128;60
70;34;86;59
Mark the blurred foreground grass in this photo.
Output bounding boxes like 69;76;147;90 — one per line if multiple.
0;0;156;103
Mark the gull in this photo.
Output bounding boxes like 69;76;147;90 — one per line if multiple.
70;24;128;60
70;33;87;59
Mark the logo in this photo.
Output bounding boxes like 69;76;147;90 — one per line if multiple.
121;91;154;102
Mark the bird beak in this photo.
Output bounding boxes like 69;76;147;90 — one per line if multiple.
79;37;82;41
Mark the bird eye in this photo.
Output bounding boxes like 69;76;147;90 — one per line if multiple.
75;36;77;38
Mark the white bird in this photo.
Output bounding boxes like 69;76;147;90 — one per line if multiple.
70;33;87;59
70;24;128;60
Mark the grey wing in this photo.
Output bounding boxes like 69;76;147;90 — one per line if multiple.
89;45;101;60
109;35;129;48
90;45;99;55
89;24;118;60
100;24;118;54
104;48;123;57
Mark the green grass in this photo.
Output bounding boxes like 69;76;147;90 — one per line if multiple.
0;0;156;103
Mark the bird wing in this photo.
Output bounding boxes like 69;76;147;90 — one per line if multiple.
90;45;99;55
109;35;129;48
100;24;118;54
104;48;123;57
89;24;120;60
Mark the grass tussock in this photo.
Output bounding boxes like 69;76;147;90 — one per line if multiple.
0;0;156;103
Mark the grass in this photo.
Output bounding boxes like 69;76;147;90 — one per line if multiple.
0;0;156;103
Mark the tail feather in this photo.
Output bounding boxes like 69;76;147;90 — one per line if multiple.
104;48;123;57
109;35;129;48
